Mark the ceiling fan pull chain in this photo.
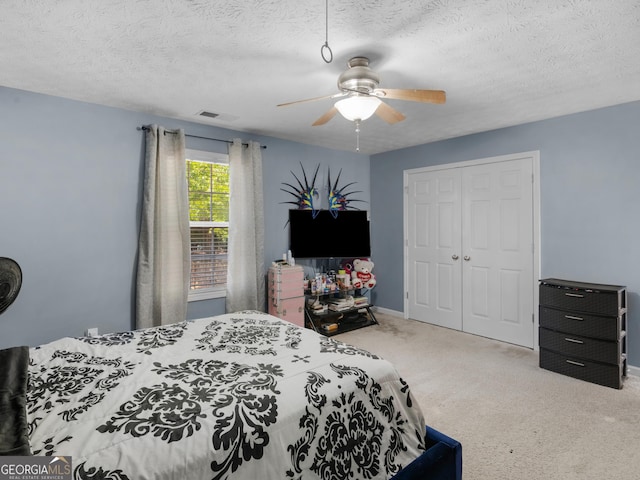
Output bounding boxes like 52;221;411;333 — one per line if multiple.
320;0;333;63
355;120;361;152
321;42;333;63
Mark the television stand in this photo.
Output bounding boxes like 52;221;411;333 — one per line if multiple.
304;288;378;336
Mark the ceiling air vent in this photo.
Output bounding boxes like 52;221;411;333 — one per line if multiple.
198;111;220;119
195;110;239;122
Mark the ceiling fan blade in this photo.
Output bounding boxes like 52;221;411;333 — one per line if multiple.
277;92;346;108
375;88;446;104
312;106;339;126
374;101;406;124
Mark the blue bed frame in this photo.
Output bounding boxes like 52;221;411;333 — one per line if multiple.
392;426;462;480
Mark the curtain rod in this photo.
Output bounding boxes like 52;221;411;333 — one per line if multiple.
137;126;267;149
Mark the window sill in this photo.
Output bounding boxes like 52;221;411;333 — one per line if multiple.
188;288;226;302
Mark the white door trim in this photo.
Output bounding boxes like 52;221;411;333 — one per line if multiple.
403;150;541;350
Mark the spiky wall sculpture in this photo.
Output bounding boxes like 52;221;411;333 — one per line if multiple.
326;167;364;217
281;163;321;217
281;163;364;217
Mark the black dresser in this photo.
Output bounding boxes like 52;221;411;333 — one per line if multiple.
539;278;627;389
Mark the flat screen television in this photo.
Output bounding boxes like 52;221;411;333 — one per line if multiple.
288;209;371;259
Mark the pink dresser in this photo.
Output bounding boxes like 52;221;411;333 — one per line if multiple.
268;264;305;327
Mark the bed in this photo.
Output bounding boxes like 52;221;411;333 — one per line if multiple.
1;311;460;479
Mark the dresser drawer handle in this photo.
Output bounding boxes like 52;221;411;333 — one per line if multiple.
564;337;584;344
566;359;585;367
564;315;584;321
564;293;584;298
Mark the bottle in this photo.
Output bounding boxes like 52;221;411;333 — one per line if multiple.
337;269;350;288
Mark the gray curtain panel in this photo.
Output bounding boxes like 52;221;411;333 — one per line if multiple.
136;125;190;329
225;139;265;313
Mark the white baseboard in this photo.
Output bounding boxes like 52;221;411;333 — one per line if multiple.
371;306;404;319
627;364;640;378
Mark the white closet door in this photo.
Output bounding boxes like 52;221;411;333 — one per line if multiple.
461;158;534;347
405;168;462;330
405;154;536;348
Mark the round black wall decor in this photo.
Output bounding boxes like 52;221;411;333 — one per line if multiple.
0;257;22;315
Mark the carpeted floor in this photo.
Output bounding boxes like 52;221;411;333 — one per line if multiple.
337;312;640;480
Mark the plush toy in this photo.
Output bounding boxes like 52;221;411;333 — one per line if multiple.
340;261;353;276
351;258;376;289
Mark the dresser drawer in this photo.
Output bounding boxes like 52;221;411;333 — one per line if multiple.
269;265;304;283
539;327;621;364
539;348;623;389
270;281;303;301
539;306;620;340
539;280;625;316
268;297;304;327
268;265;304;300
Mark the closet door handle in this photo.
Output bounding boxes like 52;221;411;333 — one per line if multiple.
463;256;471;261
452;254;459;260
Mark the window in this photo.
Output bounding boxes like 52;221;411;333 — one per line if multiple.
186;149;229;300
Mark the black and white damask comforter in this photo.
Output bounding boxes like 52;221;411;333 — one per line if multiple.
26;311;426;479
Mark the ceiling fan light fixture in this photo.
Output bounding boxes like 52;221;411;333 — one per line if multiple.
334;95;381;121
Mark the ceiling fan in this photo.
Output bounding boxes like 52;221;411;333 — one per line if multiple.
278;56;446;126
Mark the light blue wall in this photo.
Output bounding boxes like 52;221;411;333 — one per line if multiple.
0;86;368;348
370;101;640;367
3;84;637;368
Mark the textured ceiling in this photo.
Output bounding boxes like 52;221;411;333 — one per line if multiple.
1;0;639;154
